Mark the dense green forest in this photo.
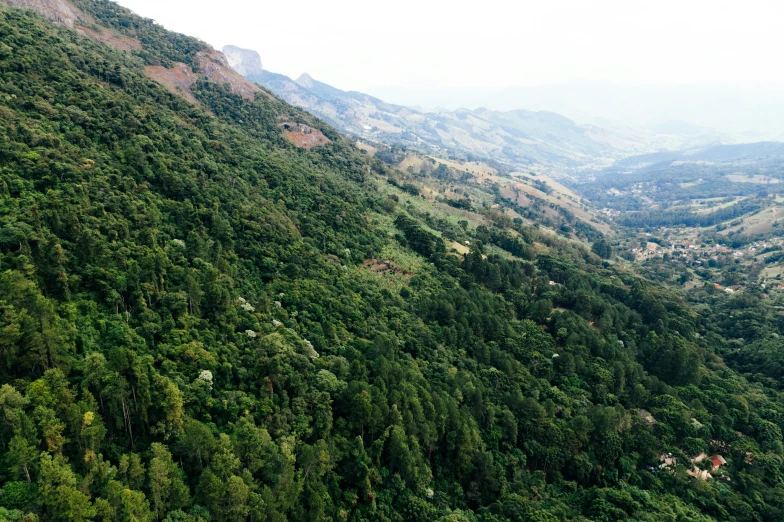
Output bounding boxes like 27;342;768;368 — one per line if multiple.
4;3;784;521
686;286;784;392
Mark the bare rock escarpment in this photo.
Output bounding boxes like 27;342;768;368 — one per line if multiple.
2;0;80;26
222;45;263;78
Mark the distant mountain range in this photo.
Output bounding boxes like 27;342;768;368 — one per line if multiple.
611;142;784;171
369;83;784;140
223;46;731;172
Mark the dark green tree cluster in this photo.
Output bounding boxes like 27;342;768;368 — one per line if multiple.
591;239;612;259
616;198;765;229
394;215;446;258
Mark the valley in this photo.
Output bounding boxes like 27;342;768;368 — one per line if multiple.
356;117;784;304
223;46;784;300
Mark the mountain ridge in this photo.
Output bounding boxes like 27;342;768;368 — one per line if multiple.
225;45;731;174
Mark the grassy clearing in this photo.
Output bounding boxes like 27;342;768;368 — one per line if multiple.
721;206;784;235
355;141;378;156
448;241;470;255
726;174;783;184
691;197;741;213
761;264;784;280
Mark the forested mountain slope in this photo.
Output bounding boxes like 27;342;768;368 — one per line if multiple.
1;2;784;522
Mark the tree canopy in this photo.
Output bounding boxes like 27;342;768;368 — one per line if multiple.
1;3;784;522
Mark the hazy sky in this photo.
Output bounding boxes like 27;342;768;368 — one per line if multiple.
115;0;783;93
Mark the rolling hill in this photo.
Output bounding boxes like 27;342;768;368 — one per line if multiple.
580;141;784;213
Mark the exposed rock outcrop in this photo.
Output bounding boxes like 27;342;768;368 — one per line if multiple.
144;63;200;105
222;45;263;77
280;122;330;149
1;0;263;104
197;50;262;101
76;23;141;51
144;52;265;105
2;0;80;26
1;0;141;51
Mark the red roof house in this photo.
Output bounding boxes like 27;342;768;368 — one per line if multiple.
710;455;727;470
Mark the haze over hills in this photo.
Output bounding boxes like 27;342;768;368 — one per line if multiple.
370;82;784;140
223;45;732;174
608;141;784;172
578;142;784;220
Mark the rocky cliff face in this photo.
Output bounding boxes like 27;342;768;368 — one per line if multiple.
222;45;263;78
198;49;261;100
1;0;141;50
1;0;264;104
2;0;81;26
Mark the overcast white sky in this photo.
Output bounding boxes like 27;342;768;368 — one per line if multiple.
115;0;783;92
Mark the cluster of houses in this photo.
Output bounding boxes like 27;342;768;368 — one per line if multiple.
605;183;647;198
659;452;729;481
633;238;784;263
710;283;738;294
629;237;784;292
640;409;730;482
